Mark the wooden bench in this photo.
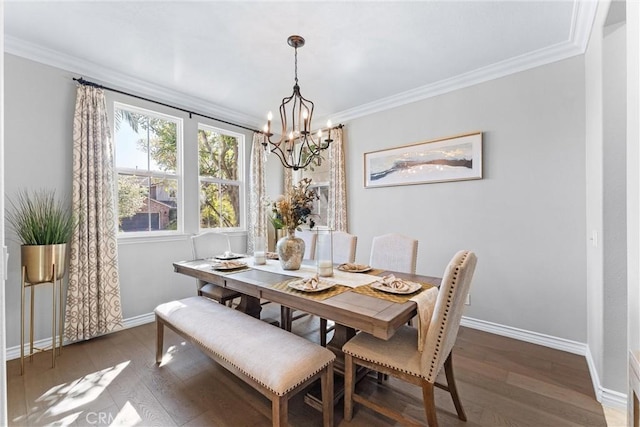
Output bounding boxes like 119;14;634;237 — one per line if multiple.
155;296;335;427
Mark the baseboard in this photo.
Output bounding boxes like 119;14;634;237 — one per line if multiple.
460;316;588;355
584;345;628;410
5;312;156;361
461;316;628;410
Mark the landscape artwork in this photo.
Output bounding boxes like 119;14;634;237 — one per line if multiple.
364;132;482;188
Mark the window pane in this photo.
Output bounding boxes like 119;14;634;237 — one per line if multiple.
118;173;178;232
199;182;240;229
221;183;240;227
115;108;177;174
312;185;329;227
200;181;220;229
198;128;239;180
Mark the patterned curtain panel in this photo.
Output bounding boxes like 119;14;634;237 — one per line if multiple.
328;127;347;231
65;85;123;342
247;133;268;254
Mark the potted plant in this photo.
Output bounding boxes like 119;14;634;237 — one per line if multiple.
6;189;76;284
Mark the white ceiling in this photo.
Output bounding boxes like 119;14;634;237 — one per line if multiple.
4;1;597;130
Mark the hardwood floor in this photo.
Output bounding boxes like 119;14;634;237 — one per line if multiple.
6;302;608;426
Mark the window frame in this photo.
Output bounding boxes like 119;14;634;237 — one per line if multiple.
197;123;245;232
113;102;184;238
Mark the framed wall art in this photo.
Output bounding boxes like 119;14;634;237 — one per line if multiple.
364;132;482;188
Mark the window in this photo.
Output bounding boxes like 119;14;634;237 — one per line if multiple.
198;124;244;230
294;149;330;227
114;103;182;234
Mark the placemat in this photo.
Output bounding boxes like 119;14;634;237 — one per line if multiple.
270;278;352;301
351;281;436;303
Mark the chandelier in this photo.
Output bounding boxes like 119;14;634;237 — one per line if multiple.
263;35;332;171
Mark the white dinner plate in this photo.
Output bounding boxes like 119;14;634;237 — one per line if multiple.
212;261;247;270
337;264;372;273
287;279;335;293
370;280;422;295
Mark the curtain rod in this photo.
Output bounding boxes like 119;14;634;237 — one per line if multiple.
73;77;261;133
73;77;344;134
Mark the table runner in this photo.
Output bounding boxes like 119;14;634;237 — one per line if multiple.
244;259;383;288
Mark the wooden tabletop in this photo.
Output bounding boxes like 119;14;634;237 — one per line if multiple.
173;260;441;341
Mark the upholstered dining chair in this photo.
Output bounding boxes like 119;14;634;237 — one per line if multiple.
369;233;418;274
332;231;357;264
319;231;358;346
343;250;477;427
297;228;317;260
191;232;241;307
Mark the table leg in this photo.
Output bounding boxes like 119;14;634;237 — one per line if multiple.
325;324;356;374
304;323;365;412
236;295;262;319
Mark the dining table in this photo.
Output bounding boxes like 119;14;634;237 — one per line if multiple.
173;257;441;410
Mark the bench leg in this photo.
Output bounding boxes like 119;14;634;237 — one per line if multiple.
322;363;334;427
272;395;287;427
156;317;164;365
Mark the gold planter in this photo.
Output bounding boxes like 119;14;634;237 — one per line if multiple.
21;243;67;284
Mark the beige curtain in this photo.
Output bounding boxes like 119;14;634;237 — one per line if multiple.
65;85;123;342
248;133;268;254
328;126;347;231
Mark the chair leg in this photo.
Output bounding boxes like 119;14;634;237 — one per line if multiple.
155;318;164;365
421;380;439;427
444;352;467;421
320;318;327;347
344;353;355;421
272;395;287;427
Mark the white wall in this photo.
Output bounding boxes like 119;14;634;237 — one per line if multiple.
628;0;640;389
346;57;587;342
603;19;627;393
0;0;9;423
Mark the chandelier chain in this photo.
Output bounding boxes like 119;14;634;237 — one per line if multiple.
294;47;299;85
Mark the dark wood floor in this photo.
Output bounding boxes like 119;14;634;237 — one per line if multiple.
6;302;607;426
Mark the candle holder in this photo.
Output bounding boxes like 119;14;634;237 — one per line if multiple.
315;227;333;277
254;238;266;265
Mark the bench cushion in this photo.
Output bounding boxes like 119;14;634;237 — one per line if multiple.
155;296;335;396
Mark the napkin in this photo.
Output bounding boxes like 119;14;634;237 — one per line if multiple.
338;262;370;271
298;274;321;290
410;287;439;352
376;274;412;292
213;260;244;269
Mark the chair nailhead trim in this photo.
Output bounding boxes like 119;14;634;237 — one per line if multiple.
427;251;469;381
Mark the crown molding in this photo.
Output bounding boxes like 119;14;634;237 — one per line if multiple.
3;36;265;131
329;0;598;124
